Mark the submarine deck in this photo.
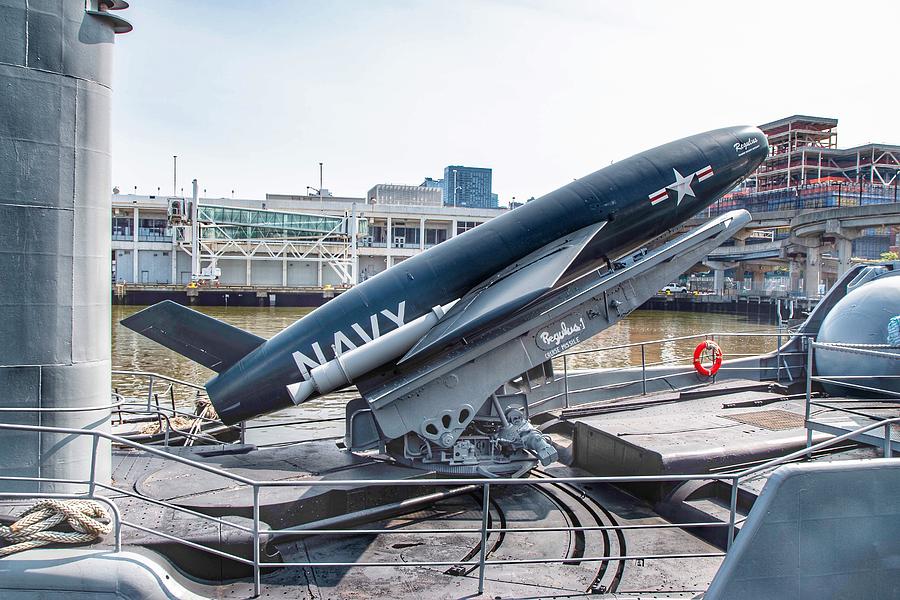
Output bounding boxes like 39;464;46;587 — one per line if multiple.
106;446;726;598
2;379;896;598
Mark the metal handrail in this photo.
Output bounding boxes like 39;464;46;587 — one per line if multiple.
108;332;803;432
801;340;900;460
551;329;812;408
812;377;900;399
112;370;207;392
112;370;208;432
0;421;737;486
559;329;798;358
112;398;227;428
550;363;798;410
0;395;223;452
2;337;895;596
0;399;125;413
739;417;900;480
1;411;897;597
112;407;224;446
110;370;229;444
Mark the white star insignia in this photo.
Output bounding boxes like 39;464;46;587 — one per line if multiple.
666;168;696;206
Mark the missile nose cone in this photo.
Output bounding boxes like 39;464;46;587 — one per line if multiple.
735;125;765;139
743;125;768;152
754;127;770;157
729;125;769;167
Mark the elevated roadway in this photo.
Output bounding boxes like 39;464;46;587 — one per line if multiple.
696;202;900;296
790;203;900;237
787;203;900;296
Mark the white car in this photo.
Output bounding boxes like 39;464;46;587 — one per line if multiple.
660;283;688;294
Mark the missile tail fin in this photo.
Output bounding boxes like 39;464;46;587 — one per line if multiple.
120;300;265;373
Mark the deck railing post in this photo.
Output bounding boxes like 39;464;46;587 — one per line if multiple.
727;477;738;550
114;388;122;424
884;423;892;458
153;393;163;431
563;355;570;409
477;482;491;595
147;376;154;409
113;502;122;552
88;434;99;497
775;330;782;381
640;344;647;395
240;421;247;445
805;341;814;457
253;485;261;597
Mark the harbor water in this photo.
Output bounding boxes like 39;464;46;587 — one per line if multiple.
112;305;777;409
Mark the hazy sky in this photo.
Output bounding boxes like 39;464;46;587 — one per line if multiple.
112;1;900;203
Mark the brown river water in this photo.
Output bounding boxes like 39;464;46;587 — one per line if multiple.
111;305;777;412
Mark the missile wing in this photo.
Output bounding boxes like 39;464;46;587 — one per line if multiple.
399;220;607;363
121;300;265;372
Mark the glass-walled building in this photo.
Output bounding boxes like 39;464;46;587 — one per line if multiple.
443;165;495;208
198;205;367;240
367;184;441;207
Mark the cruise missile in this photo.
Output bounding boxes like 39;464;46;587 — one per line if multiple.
123;126;769;425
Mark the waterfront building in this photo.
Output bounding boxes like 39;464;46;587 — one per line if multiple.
112;117;898;301
699;115;900;297
709;115;900;260
367;183;442;207
296;197;494;281
442;165;494;208
420;177;443;190
111;192;500;288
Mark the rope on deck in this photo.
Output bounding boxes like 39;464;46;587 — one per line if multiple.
0;499;111;556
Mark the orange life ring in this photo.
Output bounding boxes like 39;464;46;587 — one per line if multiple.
693;340;723;377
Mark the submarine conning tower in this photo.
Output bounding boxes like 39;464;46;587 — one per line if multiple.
0;1;130;492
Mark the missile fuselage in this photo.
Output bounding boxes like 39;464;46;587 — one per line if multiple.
207;126;769;423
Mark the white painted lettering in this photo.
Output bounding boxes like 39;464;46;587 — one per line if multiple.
351;313;380;343
333;330;358;356
291;341;327;380
539;318;586;347
380;301;406;328
733;138;760;156
292;302;407;380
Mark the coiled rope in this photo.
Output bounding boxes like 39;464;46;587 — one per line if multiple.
0;499;111;557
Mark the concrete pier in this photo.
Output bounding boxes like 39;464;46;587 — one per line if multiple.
0;2;129;491
112;283;345;307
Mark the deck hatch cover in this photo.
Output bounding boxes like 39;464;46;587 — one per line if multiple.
721;409;805;431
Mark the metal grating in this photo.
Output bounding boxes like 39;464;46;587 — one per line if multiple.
721;409;805;431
